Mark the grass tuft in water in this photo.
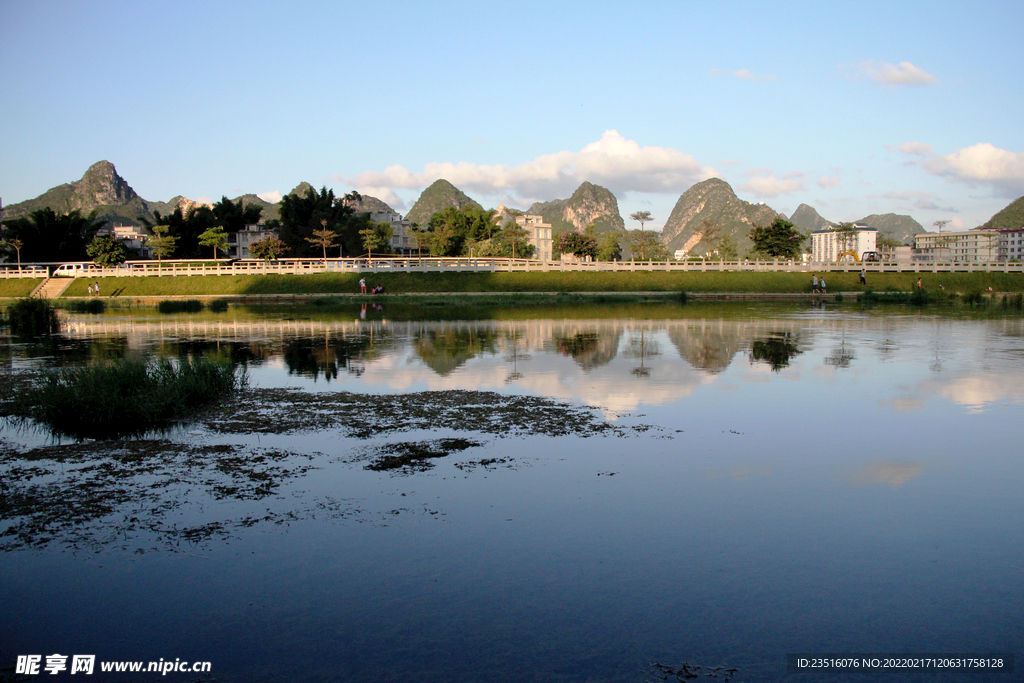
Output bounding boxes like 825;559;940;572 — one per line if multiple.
1002;293;1024;310
208;298;230;312
6;297;60;336
62;299;107;314
14;357;246;439
158;299;205;313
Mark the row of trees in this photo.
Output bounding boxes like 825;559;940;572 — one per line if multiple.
0;187;400;265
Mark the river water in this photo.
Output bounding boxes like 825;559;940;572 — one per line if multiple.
1;301;1021;682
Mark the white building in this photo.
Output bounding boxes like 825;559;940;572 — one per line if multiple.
914;229;1000;262
998;228;1024;261
228;224;279;259
371;211;419;256
810;224;878;262
108;223;152;258
515;214;553;261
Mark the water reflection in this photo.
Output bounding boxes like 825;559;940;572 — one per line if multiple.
7;305;1024;415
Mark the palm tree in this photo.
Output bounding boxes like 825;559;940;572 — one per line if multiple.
630;211;654;232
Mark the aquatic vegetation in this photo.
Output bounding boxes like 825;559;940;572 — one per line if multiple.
6;297;60;336
62;298;107;314
208;298;230;312
157;299;205;313
12;357;245;439
365;438;483;473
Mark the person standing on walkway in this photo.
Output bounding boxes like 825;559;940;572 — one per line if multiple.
820;277;827;294
812;274;819;293
359;277;366;294
859;269;866;285
916;278;923;290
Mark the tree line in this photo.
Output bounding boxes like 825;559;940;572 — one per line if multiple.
0;187;399;266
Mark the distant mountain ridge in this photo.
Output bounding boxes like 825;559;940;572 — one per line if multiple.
787;204;925;244
527;181;624;235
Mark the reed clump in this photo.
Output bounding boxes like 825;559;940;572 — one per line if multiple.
14;357;245;439
6;297;60;335
158;299;205;313
63;299;107;314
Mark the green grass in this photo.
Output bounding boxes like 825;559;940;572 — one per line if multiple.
0;278;43;298
5;297;60;335
13;357;245;439
47;270;1024;298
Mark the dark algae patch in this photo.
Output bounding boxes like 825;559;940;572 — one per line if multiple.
365;438;483;473
0;385;652;553
648;661;739;681
203;388;645;438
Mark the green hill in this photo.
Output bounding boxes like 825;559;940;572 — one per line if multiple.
980;195;1024;231
527;181;624;236
661;178;780;256
853;214;924;245
405;180;482;226
3;160;154;227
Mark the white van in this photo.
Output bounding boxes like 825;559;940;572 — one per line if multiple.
53;262;95;277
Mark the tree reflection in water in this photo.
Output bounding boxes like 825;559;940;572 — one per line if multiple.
749;332;802;371
283;333;390;381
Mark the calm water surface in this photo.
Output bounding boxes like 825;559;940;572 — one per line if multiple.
1;302;1021;682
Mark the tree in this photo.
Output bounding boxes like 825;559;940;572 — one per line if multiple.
596;232;622;261
307;220;340;259
359;221;393;259
717;234;739;260
492;222;534;259
278;186;359;258
418;206;499;257
86;235;129;267
342;191;363;208
832;222;859;259
2;236;24;269
2;208;102;262
699;218;722;256
248;236;290;261
145;224;177;264
212;196;262;233
198;226;229;259
630;211;654;232
625;230;668;260
749;217;804;259
556;229;598;259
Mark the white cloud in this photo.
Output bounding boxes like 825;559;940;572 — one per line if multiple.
739;171;805;198
344;130;717;203
896;141;935;156
923;142;1024;196
817;177;840;188
709;68;778;82
257;190;282;203
859;60;938;86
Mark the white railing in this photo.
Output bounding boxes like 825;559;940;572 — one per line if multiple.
6;257;1024;279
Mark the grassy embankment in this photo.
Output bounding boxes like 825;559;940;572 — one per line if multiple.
29;270;1024;299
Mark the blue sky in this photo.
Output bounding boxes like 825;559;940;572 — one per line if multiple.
2;0;1022;231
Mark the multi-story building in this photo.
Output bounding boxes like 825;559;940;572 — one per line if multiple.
370;211;419;256
810;224;877;262
913;229;1000;262
228;224;279;259
515;215;553;261
998;228;1024;261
